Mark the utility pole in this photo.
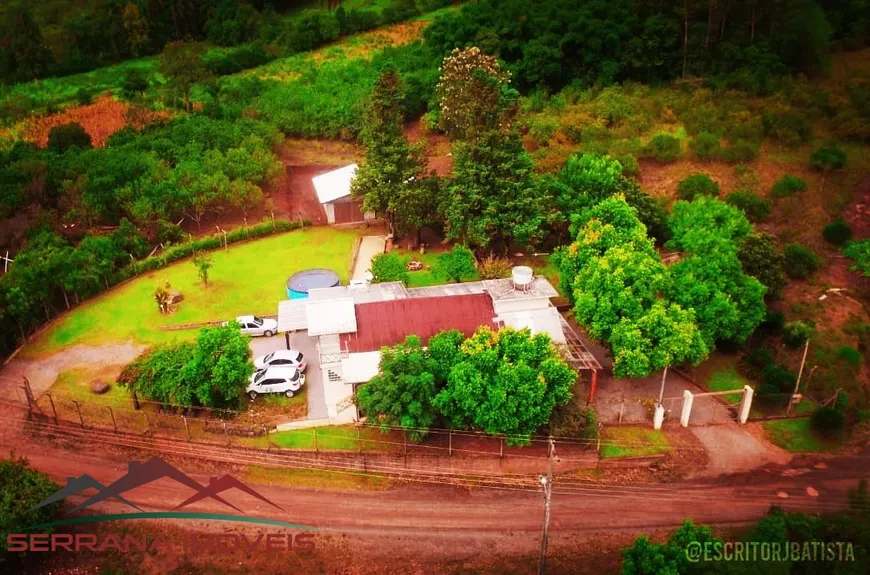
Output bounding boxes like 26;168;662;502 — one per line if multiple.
538;436;555;575
786;339;810;416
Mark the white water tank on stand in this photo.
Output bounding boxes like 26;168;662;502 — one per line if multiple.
511;266;534;292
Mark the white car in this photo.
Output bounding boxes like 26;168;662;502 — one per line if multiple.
246;367;305;399
254;349;307;371
230;315;278;337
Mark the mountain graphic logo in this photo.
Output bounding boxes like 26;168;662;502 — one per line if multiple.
29;456;284;516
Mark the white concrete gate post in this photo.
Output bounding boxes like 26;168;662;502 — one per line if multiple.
680;390;694;427
738;385;754;424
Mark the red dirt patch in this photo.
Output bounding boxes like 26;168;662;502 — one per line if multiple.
21;95;169;148
404;118;453;176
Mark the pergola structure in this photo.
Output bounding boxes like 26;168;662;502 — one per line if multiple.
558;317;603;403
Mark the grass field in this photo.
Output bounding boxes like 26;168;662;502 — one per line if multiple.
23;227;358;357
599;427;672;458
269;425;399;452
395;248;481;288
707;367;751;404
49;367;129;408
763;418;839;453
246;464;392;491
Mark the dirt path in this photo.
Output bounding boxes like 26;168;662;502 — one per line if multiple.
352;235;386;280
0;342;147;399
689;422;792;477
7;438;867;539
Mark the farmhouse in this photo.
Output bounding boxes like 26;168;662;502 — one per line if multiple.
312;164;378;225
276;269;601;424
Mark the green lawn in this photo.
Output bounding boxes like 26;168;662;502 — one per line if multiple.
270;425;398;452
23;227;358;357
396;249;481;288
707;367;750;404
599;427;672;458
49;367;129;408
763;418;840;453
246;465;392;491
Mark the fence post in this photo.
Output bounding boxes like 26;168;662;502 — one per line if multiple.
263;425;269;451
499;437;504;461
357;426;362;454
142;412;150;435
313;427;319;454
448;428;452;456
72;400;84;428
46;393;58;424
21;378;34;417
223;421;229;446
403;429;408;468
132;390;140;411
183;416;190;440
108;406;117;431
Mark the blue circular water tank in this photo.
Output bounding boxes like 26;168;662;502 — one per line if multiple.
286;268;340;299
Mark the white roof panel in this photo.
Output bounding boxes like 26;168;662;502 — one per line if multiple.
496;307;566;344
312;164;358;204
306;297;357;336
277;300;308;333
341;351;382;384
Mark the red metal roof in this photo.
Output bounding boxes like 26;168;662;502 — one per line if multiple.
341;293;497;353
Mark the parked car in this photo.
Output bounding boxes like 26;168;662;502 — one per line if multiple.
246;367;305;399
226;315;278;337
254;349;306;371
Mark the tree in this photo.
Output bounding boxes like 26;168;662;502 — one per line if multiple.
185;323;253;409
738;232;787;299
610;301;708;379
121;68;150;100
122;3;149;57
668;251;767;347
356;335;442;441
810;144;847;194
440;245;477;283
444;131;547;252
621;519;722;575
160;41;213;111
370;252;409;284
667;196;752;254
0;3;54;83
119;323;252;409
676;173;720;201
192;252;213;286
0;454;62;552
843;239;870;277
351;66;426;237
434;327;575;445
436;47;512;141
784;243;821;279
153;281;171;314
47;123;93;153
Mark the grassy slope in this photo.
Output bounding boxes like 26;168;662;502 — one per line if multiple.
763;418;839;453
270;425;399;452
23;227;358;356
599;427;671;458
246;464;392;490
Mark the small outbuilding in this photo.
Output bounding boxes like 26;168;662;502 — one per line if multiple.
312;164;377;225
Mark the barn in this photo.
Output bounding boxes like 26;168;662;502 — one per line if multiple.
312;164;378;225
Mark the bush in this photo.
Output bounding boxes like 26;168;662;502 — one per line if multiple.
738;232;786;298
810;407;845;439
726;191;771;222
0;455;62;552
738;347;775;381
371;252;409;285
784;244;821;279
782;321;813;348
440;245;477;283
690;132;722;160
810;145;847;172
822;219;853;246
837;346;862;371
763;364;797;394
618;153;639;177
760;310;785;334
642;134;681;163
762;108;812;146
47;122;92;152
771;174;808;198
677;174;720;201
75;88;93;105
722;139;760;163
478;255;513;279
